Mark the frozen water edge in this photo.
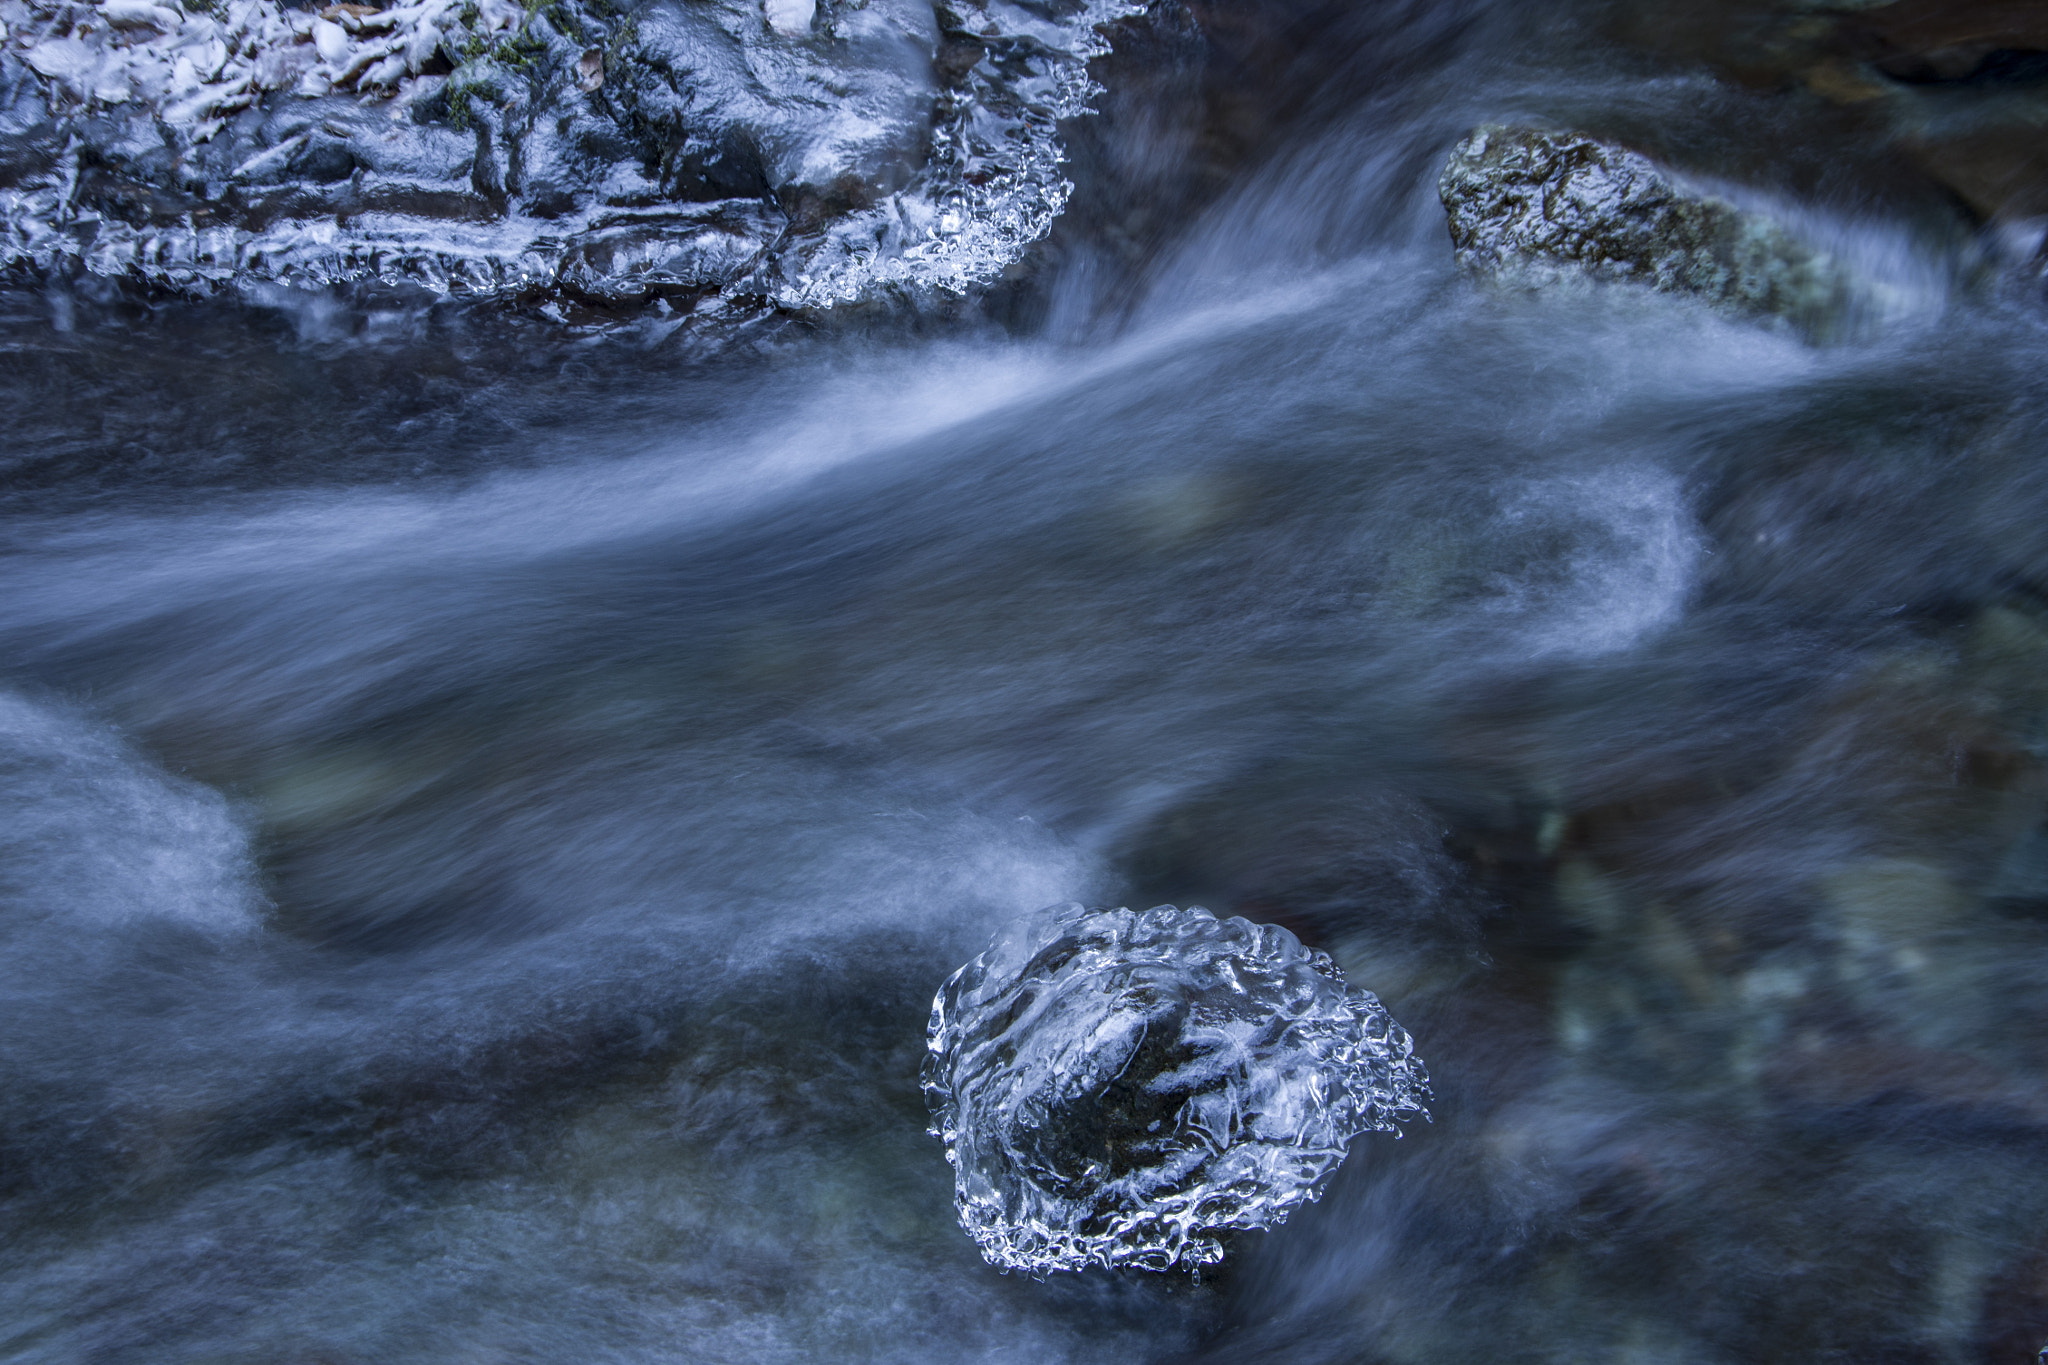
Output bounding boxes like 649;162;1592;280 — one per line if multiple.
924;903;1431;1275
777;0;1146;309
0;0;1145;312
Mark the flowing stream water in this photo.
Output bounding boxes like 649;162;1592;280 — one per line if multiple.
7;0;2048;1361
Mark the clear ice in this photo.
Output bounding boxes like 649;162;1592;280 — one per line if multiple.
923;903;1431;1275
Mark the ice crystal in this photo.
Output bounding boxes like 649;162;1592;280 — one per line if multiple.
770;0;1147;307
924;903;1430;1275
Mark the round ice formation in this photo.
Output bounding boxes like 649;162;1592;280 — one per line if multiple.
923;903;1430;1274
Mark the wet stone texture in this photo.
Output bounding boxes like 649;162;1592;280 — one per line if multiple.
923;903;1429;1275
1439;123;1858;333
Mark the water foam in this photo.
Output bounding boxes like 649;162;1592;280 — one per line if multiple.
0;691;261;936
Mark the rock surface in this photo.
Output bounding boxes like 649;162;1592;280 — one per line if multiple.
923;902;1429;1275
0;0;1143;315
1439;123;1858;330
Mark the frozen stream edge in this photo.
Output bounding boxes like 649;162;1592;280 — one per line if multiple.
0;0;1142;310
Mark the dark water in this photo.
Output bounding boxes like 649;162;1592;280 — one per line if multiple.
7;1;2048;1361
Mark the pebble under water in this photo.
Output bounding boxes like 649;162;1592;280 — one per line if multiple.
9;0;2048;1362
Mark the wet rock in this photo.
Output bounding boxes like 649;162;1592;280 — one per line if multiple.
1439;123;1858;331
1610;0;2048;241
923;902;1429;1274
0;0;1143;318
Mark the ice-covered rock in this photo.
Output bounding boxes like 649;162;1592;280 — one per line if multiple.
0;0;1143;314
776;0;1142;307
923;903;1430;1275
1439;124;1859;331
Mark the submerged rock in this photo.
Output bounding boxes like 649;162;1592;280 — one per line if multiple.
0;0;1142;316
923;902;1429;1275
1439;124;1858;331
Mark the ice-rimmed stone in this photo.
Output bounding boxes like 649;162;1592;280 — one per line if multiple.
0;0;1147;317
771;0;1147;308
923;903;1430;1275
